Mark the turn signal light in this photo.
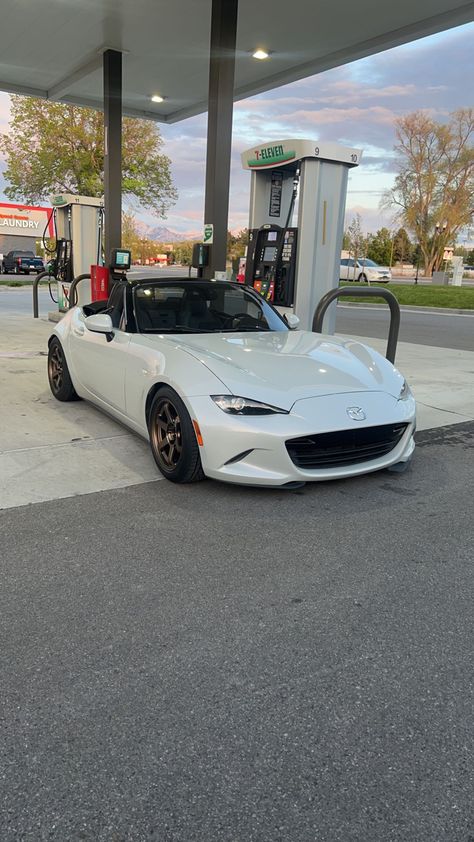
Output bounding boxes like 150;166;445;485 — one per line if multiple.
192;419;204;446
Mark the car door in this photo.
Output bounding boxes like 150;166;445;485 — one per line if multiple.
346;258;357;281
68;287;131;415
340;258;348;280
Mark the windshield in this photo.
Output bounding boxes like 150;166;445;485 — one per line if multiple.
133;280;288;334
359;259;379;267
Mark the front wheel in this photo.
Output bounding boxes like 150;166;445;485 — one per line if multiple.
148;387;204;483
358;273;367;283
47;338;80;401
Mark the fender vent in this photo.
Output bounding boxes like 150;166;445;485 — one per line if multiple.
224;449;254;465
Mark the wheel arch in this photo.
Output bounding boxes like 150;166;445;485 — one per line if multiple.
145;381;169;428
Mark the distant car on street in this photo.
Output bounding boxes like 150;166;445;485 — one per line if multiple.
340;258;391;283
1;250;45;275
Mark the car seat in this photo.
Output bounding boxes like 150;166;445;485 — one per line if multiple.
181;291;221;330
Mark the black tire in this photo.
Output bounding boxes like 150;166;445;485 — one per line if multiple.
148;386;204;483
3;265;8;274
47;338;80;402
358;273;367;283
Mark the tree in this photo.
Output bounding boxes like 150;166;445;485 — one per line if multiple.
392;227;413;265
346;214;366;261
366;227;392;266
0;96;177;215
173;240;196;266
465;249;474;267
121;211;143;258
227;229;248;262
342;230;351;251
382;109;474;276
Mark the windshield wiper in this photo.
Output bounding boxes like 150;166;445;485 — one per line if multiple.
140;326;211;334
224;325;271;332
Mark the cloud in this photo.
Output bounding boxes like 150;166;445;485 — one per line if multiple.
0;23;473;236
276;105;397;126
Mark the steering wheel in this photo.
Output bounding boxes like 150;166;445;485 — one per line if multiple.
221;312;253;328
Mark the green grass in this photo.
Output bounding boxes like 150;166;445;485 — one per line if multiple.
338;282;474;310
0;279;50;286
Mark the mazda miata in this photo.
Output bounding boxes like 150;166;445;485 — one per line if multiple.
47;278;416;486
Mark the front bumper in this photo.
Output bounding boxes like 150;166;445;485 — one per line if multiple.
189;391;416;486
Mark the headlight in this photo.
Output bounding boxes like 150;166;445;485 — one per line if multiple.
398;380;412;401
211;395;288;415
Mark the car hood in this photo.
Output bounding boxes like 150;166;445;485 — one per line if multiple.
171;330;404;410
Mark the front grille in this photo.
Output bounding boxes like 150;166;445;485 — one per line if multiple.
286;423;408;469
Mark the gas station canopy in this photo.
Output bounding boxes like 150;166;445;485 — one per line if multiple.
2;0;473;123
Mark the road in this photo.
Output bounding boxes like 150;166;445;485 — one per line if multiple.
336;304;474;351
1;282;472;350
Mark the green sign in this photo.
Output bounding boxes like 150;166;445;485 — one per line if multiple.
203;223;213;244
51;194;68;206
247;145;296;168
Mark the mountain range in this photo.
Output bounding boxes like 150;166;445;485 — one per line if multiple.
136;222;197;242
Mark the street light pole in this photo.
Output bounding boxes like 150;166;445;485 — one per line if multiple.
432;221;448;278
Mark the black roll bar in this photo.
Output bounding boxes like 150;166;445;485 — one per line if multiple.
68;273;92;308
312;286;401;364
32;271;52;319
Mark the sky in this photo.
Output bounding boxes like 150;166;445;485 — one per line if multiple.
0;21;473;239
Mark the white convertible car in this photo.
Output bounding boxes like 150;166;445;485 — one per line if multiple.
47;278;415;487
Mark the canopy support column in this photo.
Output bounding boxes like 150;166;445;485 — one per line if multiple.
103;49;122;259
203;0;238;279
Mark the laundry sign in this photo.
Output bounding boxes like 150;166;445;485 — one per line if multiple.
0;202;54;237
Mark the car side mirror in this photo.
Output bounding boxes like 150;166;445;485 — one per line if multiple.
285;313;300;330
84;313;114;340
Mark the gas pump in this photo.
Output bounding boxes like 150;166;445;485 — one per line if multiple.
241;139;362;332
245;164;300;305
49;194;104;310
245;224;297;304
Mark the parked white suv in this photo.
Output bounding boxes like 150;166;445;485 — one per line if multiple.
340;258;391;283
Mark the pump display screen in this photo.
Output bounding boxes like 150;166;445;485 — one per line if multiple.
110;248;131;270
267;231;278;242
263;246;276;261
115;250;130;266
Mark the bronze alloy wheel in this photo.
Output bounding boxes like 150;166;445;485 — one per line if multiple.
47;338;79;402
148;386;204;483
151;398;183;470
48;342;64;394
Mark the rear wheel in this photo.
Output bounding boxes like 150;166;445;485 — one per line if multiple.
48;338;80;401
148;387;204;483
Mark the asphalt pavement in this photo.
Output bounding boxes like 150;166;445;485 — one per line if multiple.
336;304;474;351
1;279;473;841
1;421;473;842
